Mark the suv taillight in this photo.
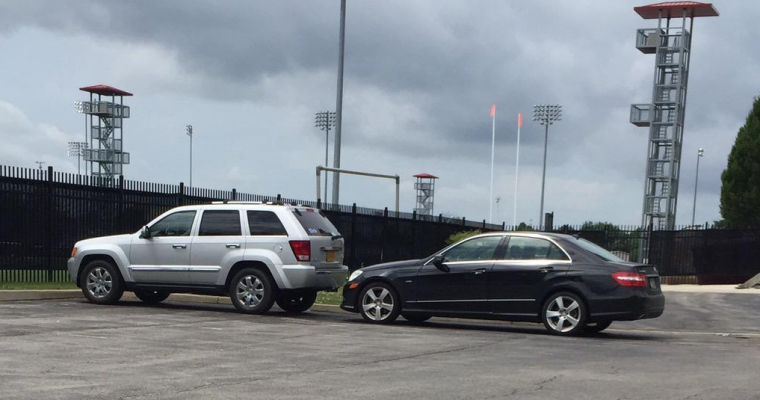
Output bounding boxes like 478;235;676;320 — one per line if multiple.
612;272;647;287
289;240;311;262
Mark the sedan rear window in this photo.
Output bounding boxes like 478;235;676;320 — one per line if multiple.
573;238;624;262
292;208;338;236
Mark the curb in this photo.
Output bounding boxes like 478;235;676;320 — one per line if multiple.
0;289;346;313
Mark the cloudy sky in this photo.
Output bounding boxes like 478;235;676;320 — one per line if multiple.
0;0;758;227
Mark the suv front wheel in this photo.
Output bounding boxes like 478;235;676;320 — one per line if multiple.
80;260;124;305
230;268;276;314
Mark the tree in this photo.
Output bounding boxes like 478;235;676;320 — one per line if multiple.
445;230;482;245
720;95;760;227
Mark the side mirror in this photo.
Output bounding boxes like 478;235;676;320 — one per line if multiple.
139;226;151;239
431;255;450;273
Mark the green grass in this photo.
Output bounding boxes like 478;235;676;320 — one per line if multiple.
316;286;344;306
0;281;77;290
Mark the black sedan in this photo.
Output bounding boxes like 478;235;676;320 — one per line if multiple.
341;232;664;335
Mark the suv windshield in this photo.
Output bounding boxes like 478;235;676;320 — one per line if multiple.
292;208;338;236
572;238;624;262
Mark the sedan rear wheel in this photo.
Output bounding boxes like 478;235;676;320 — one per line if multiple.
359;283;400;324
542;292;587;336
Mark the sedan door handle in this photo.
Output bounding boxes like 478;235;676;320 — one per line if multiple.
172;244;187;249
225;243;241;249
473;268;487;275
539;267;554;273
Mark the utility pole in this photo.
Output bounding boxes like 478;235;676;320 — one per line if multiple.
532;104;562;231
331;0;347;207
691;148;704;226
186;125;193;187
315;111;336;203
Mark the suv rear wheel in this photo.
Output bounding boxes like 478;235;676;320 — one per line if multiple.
276;290;317;313
230;268;275;314
80;260;124;305
134;290;170;305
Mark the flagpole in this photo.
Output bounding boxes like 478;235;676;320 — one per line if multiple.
513;113;522;229
489;104;496;224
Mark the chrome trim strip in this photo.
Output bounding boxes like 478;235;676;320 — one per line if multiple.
406;299;487;304
188;266;221;272
128;266;187;272
487;299;535;302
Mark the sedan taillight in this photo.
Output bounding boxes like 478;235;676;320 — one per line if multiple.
612;272;647;287
289;240;311;262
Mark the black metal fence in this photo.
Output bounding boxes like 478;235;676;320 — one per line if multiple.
1;165;758;284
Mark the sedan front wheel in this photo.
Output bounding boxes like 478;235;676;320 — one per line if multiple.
359;283;400;324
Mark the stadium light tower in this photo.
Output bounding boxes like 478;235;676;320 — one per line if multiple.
315;111;336;203
532;104;562;230
67;141;89;175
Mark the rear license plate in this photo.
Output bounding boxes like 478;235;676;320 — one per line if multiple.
326;251;335;262
649;277;659;290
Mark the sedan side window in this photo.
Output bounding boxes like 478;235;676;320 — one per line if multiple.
443;236;503;262
198;210;242;236
503;237;569;261
149;211;196;238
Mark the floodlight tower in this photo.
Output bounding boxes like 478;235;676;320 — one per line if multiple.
630;2;718;232
532;104;562;231
75;84;132;179
413;173;438;218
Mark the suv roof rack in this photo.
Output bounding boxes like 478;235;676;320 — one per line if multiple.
209;201;284;205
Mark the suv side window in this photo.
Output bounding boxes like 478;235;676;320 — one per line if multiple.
443;236;503;262
247;211;287;236
149;211;196;238
198;210;242;236
503;237;569;261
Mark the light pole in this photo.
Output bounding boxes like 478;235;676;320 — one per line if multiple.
331;0;347;207
315;111;336;204
532;104;562;231
489;104;497;223
691;148;704;226
186;125;193;187
67;141;89;175
35;161;46;170
513;112;523;230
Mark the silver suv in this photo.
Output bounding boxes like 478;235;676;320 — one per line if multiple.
67;202;348;314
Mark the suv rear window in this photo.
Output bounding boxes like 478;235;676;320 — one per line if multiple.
292;208;337;236
198;210;242;236
247;211;287;236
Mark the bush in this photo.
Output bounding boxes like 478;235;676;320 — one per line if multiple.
445;230;482;245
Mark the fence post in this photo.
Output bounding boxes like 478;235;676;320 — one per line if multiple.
317;199;322;210
646;222;654;264
46;166;53;281
119;175;125;231
351;203;357;269
501;221;505;231
232;188;237;201
411;211;417;258
438;213;443;223
381;207;388;262
462;217;466;226
277;194;282;204
482;219;486;229
178;182;185;206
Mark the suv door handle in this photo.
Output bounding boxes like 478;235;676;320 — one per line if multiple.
225;243;241;249
172;244;187;249
473;268;487;275
539;266;554;273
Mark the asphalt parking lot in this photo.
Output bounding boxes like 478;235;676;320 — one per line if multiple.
1;293;759;400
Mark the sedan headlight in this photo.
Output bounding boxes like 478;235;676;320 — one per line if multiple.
348;270;363;282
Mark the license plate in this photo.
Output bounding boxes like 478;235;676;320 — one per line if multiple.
326;251;335;262
649;277;659;290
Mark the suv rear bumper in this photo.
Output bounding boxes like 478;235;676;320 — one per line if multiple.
280;265;348;290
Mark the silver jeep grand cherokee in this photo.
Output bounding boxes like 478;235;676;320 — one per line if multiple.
67;202;348;314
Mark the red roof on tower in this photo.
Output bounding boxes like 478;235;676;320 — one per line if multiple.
79;84;133;97
634;1;719;19
413;173;439;179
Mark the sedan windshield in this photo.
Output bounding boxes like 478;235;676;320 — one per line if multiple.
572;238;624;262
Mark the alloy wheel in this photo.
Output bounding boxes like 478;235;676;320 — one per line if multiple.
236;275;265;309
545;296;581;333
362;287;394;321
86;267;113;299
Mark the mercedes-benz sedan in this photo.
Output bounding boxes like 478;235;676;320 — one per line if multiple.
341;232;664;336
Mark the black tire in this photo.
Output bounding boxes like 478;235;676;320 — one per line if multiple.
79;260;124;305
134;290;171;305
229;268;276;315
584;320;612;334
358;282;400;324
402;313;432;324
276;290;317;313
541;291;587;336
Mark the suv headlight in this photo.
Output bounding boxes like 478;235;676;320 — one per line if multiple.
348;270;363;282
